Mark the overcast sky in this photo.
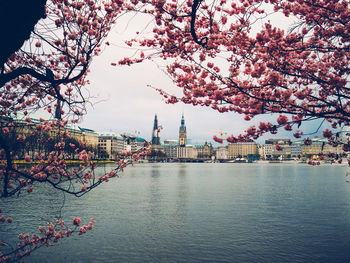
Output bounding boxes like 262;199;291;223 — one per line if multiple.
82;53;254;144
79;24;272;144
78;12;328;145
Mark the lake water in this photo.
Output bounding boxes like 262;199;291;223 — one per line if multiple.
1;163;350;263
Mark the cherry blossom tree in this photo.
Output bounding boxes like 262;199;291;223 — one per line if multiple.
120;0;350;151
0;1;150;261
1;0;349;260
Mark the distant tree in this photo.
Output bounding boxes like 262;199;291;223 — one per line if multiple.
122;0;350;151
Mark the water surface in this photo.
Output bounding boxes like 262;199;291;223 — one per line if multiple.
1;163;350;263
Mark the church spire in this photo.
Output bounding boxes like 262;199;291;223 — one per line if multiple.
151;114;160;145
153;114;158;130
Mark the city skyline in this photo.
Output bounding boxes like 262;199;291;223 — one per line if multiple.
81;107;332;145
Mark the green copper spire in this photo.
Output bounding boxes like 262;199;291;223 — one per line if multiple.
180;113;186;131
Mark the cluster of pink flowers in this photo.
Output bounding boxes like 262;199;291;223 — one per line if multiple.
79;150;89;162
78;218;95;235
275;144;283;151
10;215;94;261
322;129;333;138
0;215;13;223
213;135;223;144
73;217;82;226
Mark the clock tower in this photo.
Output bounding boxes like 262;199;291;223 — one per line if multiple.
179;114;187;147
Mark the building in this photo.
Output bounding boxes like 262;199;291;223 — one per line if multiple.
301;137;343;156
216;146;228;160
122;133;145;152
228;142;258;159
0;116;102;159
135;136;147;151
78;127;99;148
177;145;198;159
163;139;178;159
290;141;302;158
179;114;187;147
151;114;160;145
263;143;275;159
98;132;125;159
196;142;214;159
258;144;264;158
263;139;292;159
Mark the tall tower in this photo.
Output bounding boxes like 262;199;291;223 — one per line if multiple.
151;114;160;145
179;114;187;147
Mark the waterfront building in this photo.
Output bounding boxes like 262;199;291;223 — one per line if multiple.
276;144;291;159
263;139;291;159
122;133;145;152
262;143;274;159
196;142;214;159
163;139;178;159
320;141;343;155
228;142;258;159
258;144;264;158
301;137;343;156
98;132;125;159
177;145;198;159
290;141;302;158
179;114;187;147
149;144;166;161
216;146;228;160
98;133;148;159
151;114;161;145
78;127;99;148
135;136;146;151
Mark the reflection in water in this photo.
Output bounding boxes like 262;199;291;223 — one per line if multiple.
148;165;161;220
150;165;161;178
175;164;188;221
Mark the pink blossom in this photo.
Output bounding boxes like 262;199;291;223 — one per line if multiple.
213;135;223;144
79;150;88;162
78;226;87;235
275;144;283;151
322;129;333;138
304;138;312;145
87;222;93;230
293;132;301;138
277;115;288;125
73;217;81;226
65;229;72;237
